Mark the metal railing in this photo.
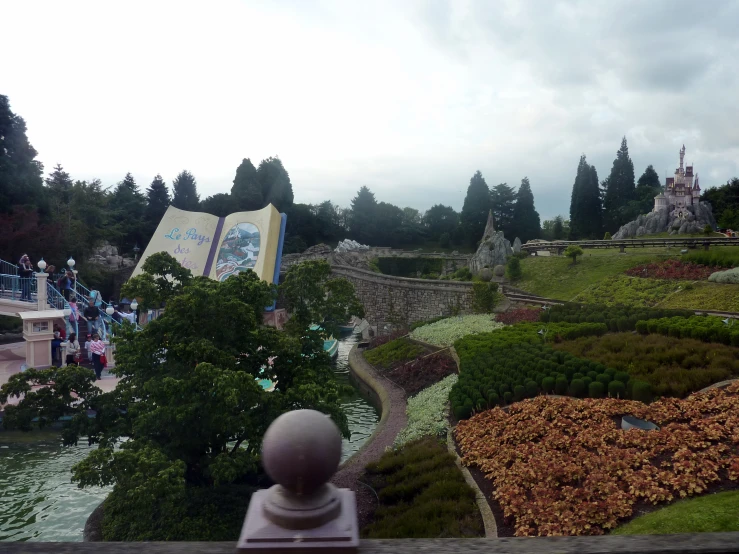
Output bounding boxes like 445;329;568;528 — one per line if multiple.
0;275;38;303
0;258;19;276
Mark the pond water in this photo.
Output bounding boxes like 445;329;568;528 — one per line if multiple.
0;333;378;541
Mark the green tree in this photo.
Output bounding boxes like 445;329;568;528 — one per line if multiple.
510;177;541;242
637;164;661;189
257;157;293;212
201;193;235;217
280;260;364;339
564;244;584;264
0;95;46;213
230;158;262;211
569;155;602;239
121;252;193;309
45;163;74;222
423;204;459;242
506;256;522;281
283;203;320;253
461;171;491;247
349;186;378;244
490;182;517;237
110;173;147;254
702;177;739;230
602;137;636;231
553;216;566;240
145;174;171;231
172;170;200;211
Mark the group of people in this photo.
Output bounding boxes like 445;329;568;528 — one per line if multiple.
51;327;107;379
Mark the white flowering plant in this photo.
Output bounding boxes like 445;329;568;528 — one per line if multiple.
394;374;458;448
409;314;504;346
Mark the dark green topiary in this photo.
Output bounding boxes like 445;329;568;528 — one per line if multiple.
569;378;586;398
587;371;598;381
513;385;526;402
525;380;538;398
554;377;569;395
542;376;555;393
608;380;626;399
614;371;630;384
582;376;592;388
631;380;653;403
487;392;499;407
589;381;605;398
596;373;611;386
503;391;513;404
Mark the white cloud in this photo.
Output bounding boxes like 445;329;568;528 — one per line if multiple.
2;0;738;220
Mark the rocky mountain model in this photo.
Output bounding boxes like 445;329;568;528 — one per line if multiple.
612;202;717;239
469;211;512;274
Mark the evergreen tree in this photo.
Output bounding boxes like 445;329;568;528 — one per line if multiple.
171;170;200;211
257;157;294;212
637;165;661;189
602;137;636;231
633;164;663;215
111;173;147;252
201;193;234;217
145;174;171;230
490;182;517;237
569;155;602;239
349;186;378;244
230;158;262;211
510;177;541;242
45;163;74;220
0;95;45;212
423;204;459;242
461;171;491;246
552;216;565;240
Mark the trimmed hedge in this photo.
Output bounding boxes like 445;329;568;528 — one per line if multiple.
541;303;693;332
636;315;739;346
364;338;425;369
378;257;444;277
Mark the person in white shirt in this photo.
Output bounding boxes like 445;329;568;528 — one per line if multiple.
65;333;81;366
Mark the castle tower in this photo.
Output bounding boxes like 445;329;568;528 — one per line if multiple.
679;144;685;172
692;174;701;201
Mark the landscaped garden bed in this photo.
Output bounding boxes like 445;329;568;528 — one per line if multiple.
572;275;681;307
637;316;739;346
364;337;425;370
361;436;484;538
625;259;714;280
553;333;739;398
385;351;457;396
495;308;540;325
454;384;739;537
541;303;694;330
409;315;505;347
394;374;458;447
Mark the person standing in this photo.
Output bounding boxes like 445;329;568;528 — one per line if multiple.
83;298;100;336
65;333;81;366
88;333;106;380
64;270;76;301
18;254;33;301
68;298;81;334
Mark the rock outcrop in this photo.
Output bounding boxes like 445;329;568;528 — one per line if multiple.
469;211;511;275
612;202;717;239
87;243;136;270
513;237;522;253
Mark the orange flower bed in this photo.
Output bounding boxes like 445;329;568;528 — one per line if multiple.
455;382;739;536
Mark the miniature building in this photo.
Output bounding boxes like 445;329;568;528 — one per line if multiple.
653;145;701;213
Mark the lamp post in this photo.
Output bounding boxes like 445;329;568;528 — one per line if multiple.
133;244;140;261
67;256;77;300
37;258;47;273
131;299;139;325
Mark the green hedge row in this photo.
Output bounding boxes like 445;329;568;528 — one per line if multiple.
636;316;739;346
450;342;651;420
541;303;694;331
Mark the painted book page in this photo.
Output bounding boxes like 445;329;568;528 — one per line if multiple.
131;206;218;278
210;204;282;282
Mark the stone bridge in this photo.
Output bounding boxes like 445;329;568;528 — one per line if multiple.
329;265;476;329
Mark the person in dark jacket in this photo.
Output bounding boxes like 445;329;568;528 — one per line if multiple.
18;254;33;301
82;299;100;336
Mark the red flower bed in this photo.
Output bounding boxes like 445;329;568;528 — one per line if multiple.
455;382;739;536
386;352;457;395
369;329;407;349
625;259;714;280
495;308;541;325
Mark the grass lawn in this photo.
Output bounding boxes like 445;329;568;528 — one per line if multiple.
517;248;676;300
613;491;739;535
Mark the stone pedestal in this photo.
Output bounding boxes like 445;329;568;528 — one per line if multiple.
19;309;66;369
36;273;48;311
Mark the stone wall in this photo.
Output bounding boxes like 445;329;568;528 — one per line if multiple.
330;265;475;331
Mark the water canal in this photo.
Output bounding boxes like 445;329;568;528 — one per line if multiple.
0;333;378;541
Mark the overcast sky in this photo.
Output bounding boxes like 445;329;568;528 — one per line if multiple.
3;0;739;220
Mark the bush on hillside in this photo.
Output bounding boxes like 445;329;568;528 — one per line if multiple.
364;338;424;369
635;315;739;346
472;282;499;313
682;248;739;268
571;275;681;307
625;259;714;280
495;308;541;325
362;437;483;538
410;315;505;347
386;352;457;396
506;257;522;281
541;303;693;331
394;374;458;447
708;267;739;284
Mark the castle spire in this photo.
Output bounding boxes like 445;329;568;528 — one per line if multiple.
483;209;495;238
679;144;685;171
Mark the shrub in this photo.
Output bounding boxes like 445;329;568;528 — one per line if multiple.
631;380;653;403
525;380;538;398
540;303;693;329
704;224;713;236
506;257;522;281
603;232;612;240
472;282;499;313
410;314;504;347
439;232;451;248
588;381;605;398
364;338;424;369
708;267;739;284
569;378;586;398
386;352;458;396
554;377;568;395
513;384;526;402
625;259;714;280
503;391;513;404
450;267;473;281
608;380;626;398
369;329;408;349
378;257;443;277
363;437;483;538
542;376;555;393
683;247;739;268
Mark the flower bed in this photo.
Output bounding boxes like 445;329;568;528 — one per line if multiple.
572;275;681;307
553;333;739;398
364;338;425;370
455;384;739;537
495;308;540;325
385;352;457;396
362;436;483;538
368;329;407;349
625;259;714;280
409;315;504;347
394;374;458;447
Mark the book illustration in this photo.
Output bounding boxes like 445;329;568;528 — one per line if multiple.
216;222;261;281
170;215;190;226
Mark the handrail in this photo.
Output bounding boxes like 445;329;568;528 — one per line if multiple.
0;258;19;276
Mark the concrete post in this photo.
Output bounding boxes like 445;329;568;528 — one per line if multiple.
619;245;625;253
237;409;358;552
36;272;48;311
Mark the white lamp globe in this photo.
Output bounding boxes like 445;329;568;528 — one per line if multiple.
130;299;139;311
37;258;47;271
106;305;115;316
67;256;75;269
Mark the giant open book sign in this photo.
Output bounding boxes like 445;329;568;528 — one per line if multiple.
133;204;287;285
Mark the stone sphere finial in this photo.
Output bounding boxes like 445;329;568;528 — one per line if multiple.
262;409;342;497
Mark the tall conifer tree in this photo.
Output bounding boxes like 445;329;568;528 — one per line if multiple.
145;174;171;226
510;177;541;242
231;158;262;211
490;182;517;237
171;170;200;211
569;155;603;239
257;157;294;212
461;171;491;246
602;137;636;231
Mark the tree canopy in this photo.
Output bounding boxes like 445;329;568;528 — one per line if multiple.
490;182;517;238
510;177;541;243
569;155;603;239
171;170;200;211
461;171;491;247
602;137;636;231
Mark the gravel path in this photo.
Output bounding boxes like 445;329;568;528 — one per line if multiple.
331;345;408;528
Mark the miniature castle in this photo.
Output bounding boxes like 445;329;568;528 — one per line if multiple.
653;145;701;213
